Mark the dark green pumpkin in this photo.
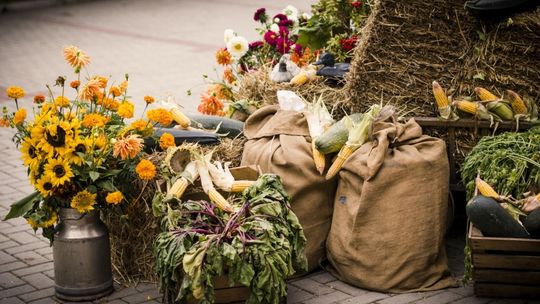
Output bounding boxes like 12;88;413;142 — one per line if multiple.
524;209;540;238
466;195;530;238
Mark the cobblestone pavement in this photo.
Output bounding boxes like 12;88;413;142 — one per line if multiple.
0;1;537;303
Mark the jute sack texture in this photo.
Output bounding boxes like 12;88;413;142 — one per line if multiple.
327;117;457;292
241;105;336;272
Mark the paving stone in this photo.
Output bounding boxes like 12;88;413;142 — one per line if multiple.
287;285;314;304
28;299;61;304
304;291;352;304
18;286;55;302
415;290;463;304
134;282;159;292
8;231;41;245
0;250;17;265
105;286;139;300
327;280;368;297
0;241;18;251
450;285;474;297
12;261;53;276
309;271;338;284
120;288;161;303
0;272;25;288
0;297;25;304
4;241;49;255
291;278;336;296
22;272;55;289
0;235;8;243
0;284;36;298
0;261;26;273
96;300;127;304
337;291;389;304
14;251;49;266
451;296;492;304
34;246;53;256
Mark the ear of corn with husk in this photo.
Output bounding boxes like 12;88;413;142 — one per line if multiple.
194;152;233;212
432;81;458;120
159;96;191;128
474;87;499;102
303;95;334;175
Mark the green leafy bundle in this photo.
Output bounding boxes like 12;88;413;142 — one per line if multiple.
461;128;540;199
153;174;307;304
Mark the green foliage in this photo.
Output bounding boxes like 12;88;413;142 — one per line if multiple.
461;129;540;200
153;174;307;304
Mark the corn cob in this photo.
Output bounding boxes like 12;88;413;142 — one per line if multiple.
167;177;189;198
506;90;527;115
454;100;479;115
476;176;499;199
432;81;449;108
326;144;355;180
487;101;514;121
290;72;309;85
171;108;191;128
474;87;498;101
208;189;233;212
312;140;326;175
230;180;255;192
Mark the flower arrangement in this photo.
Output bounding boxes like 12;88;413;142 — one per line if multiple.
2;46;174;243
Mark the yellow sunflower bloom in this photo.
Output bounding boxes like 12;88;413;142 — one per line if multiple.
82;113;108;128
159;132;175;150
135;159;156;180
44;157;74;186
13;108;27;125
67;136;92;166
70;190;97;213
41;209;58;228
93;133;108;150
36;174;55;197
20;138;41;172
54;96;70;108
118;101;134;119
105;191;124;205
26;217;40;230
6;86;25;99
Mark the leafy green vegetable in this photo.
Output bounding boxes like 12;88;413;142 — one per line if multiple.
153;174;307;304
461;129;540;199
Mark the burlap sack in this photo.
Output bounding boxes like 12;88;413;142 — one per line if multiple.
241;105;336;272
326;117;456;292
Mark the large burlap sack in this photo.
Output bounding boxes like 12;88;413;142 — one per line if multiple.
327;116;456;292
241;105;336;272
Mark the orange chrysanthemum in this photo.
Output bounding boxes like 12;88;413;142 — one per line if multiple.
92;75;108;88
215;48;232;65
135;159;156;180
109;86;121;97
0;118;9;127
118;101;134;119
146;109;173;126
159;132;175;150
207;84;233;101
105;191;124;205
82;113;108;128
144;95;155;104
223;67;236;85
78;79;101;101
102;98;119;111
13;108;27;125
198;94;225;116
70;80;80;89
33;94;46;104
113;134;143;160
291;47;317;67
63;45;91;69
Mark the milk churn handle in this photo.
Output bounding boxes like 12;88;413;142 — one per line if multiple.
63;212;87;221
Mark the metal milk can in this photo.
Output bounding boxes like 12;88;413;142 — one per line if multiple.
53;208;113;301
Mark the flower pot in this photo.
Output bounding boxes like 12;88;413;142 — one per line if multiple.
53;208;113;301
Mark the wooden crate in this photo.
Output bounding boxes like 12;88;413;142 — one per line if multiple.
467;222;540;299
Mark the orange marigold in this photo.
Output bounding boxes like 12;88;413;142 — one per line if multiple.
109;86;121;97
159;132;175;150
207;83;233;101
105;191;124;205
82;113;108;128
54;96;70;108
63;45;91;69
117;101;134;119
6;86;25;99
102;98;119;111
113;134;142;160
92;75;108;88
119;80;128;93
135;159;156;180
198;94;224;116
146;109;173;126
129;119;150;131
33;94;46;104
78;79;101;101
223;67;236;85
70;80;80;89
144;95;155;104
13;108;27;125
0;118;9;127
215;48;232;65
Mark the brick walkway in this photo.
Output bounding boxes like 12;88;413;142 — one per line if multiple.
0;1;535;303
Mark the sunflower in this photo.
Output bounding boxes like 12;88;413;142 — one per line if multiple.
54;96;70;108
20;138;41;172
26;217;40;230
78;79;101;101
82;113;108;128
113;134;143;160
6;86;25;99
117;101;134;119
93;133;108;150
146;109;173;126
135;159;156;180
67;136;92;165
39;102;57;117
159;132;175;150
35;174;55;197
41;208;58;228
70;190;97;213
44;157;74;186
63;45;91;70
13;108;27;125
105;191;124;205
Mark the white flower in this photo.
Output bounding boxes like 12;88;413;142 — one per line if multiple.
226;36;249;58
301;12;312;20
282;5;299;22
270;23;280;33
223;29;235;44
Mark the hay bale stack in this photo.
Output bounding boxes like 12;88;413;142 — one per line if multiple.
344;0;540;114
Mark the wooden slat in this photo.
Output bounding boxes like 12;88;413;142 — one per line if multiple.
468;223;540;253
413;117;533;130
473;269;540;284
475;283;540;299
473;254;540;270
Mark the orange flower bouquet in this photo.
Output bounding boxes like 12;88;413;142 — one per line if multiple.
1;46;172;243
